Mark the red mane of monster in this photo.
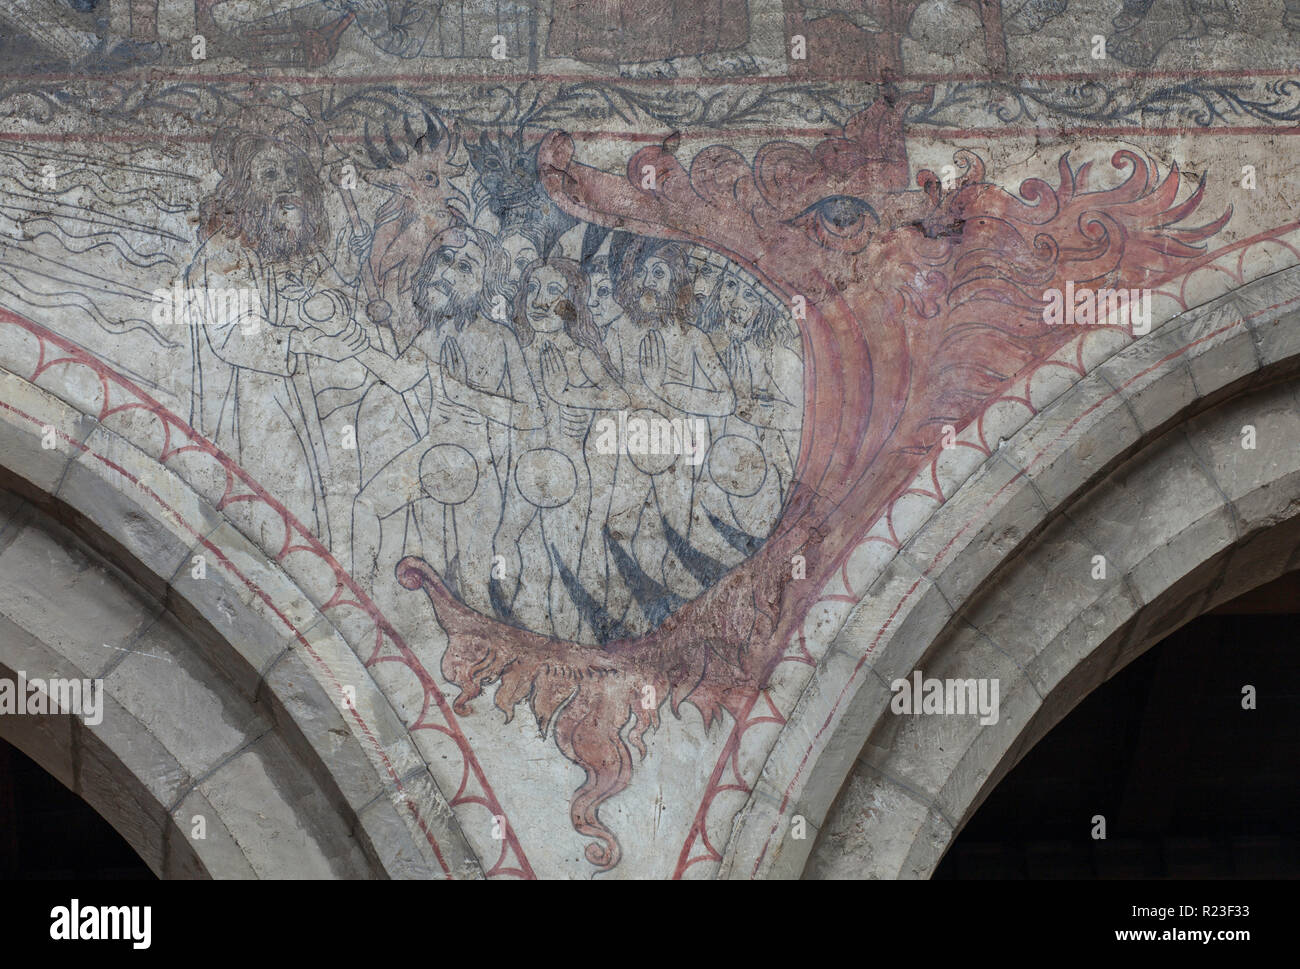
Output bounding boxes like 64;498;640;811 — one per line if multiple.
398;90;1231;871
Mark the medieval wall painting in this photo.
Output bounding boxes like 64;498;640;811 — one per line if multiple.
0;0;1297;876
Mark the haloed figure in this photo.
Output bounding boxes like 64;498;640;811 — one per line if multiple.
492;257;629;641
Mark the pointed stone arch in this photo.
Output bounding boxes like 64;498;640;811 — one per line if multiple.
0;362;482;878
715;264;1300;878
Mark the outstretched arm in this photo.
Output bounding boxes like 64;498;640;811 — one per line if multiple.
353;344;431;392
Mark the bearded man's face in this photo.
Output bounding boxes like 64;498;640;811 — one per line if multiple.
247;145;318;261
628;255;676;327
415;238;486;331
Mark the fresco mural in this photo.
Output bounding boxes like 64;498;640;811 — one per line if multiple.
0;0;1296;876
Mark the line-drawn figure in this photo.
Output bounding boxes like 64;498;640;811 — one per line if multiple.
351;225;540;617
390;90;1230;869
188;111;371;547
599;238;735;633
357;112;469;353
467;127;578;261
579;253;631;621
687;247;729;318
491;256;630;640
695;264;803;559
174;102;802;651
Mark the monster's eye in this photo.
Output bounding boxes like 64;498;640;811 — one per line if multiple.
424;172;439;185
784;194;881;252
803;195;877;235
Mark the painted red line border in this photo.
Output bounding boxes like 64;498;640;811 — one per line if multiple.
0;394;455;877
0;307;536;879
746;285;1300;875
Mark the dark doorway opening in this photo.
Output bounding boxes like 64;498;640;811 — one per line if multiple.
0;739;156;879
935;573;1300;878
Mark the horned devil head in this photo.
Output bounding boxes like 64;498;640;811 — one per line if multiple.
363;112;470;222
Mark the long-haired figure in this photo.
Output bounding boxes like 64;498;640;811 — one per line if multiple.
597;240;735;633
189;113;371;550
695;265;802;557
491;256;629;642
350;225;542;621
